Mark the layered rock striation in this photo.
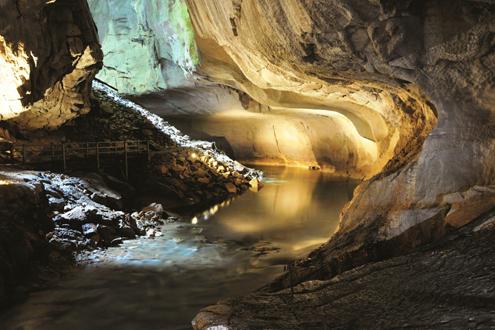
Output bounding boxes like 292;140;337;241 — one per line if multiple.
193;209;495;329
186;0;438;177
187;0;495;269
187;0;495;327
89;0;433;176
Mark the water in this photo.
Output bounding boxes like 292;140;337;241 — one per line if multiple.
0;166;356;330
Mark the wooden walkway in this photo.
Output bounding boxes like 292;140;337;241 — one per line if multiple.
9;140;163;179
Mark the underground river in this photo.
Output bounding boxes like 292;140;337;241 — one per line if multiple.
0;166;357;330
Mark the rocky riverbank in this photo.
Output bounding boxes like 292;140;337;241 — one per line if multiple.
0;79;262;307
3;81;262;207
0;168;177;305
192;208;495;330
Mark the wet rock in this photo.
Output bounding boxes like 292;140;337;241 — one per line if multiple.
117;220;137;239
90;192;120;210
225;182;237;194
81;223;98;237
110;237;123;246
145;228;162;239
47;196;66;212
97;225;118;245
141;203;165;218
49;227;92;252
193;217;495;330
249;241;281;257
54;206;98;229
3;170;141;251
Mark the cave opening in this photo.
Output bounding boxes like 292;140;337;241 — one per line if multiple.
1;1;495;329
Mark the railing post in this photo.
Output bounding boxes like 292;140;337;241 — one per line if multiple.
10;145;15;162
62;143;67;171
146;140;151;162
96;142;100;171
124;140;129;180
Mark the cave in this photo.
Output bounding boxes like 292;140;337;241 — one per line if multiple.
0;0;494;329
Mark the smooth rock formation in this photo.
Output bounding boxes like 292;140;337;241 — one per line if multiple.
88;0;415;176
169;108;379;172
187;0;495;327
0;0;102;130
186;0;438;177
186;0;495;261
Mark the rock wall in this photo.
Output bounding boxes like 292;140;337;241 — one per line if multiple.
0;171;51;307
186;0;438;177
87;0;198;94
0;0;102;130
193;209;495;329
187;1;495;325
88;0;416;176
71;81;260;205
168;108;379;172
186;0;495;254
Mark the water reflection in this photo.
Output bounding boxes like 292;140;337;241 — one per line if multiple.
190;199;233;224
0;166;357;330
193;166;357;257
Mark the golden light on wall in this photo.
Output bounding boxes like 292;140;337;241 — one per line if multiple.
171;107;382;178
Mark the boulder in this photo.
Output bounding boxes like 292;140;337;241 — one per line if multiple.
0;0;102;130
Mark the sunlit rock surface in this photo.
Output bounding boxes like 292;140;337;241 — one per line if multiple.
0;0;102;130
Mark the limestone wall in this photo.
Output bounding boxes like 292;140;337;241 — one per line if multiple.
87;0;198;94
0;0;102;130
185;0;495;301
